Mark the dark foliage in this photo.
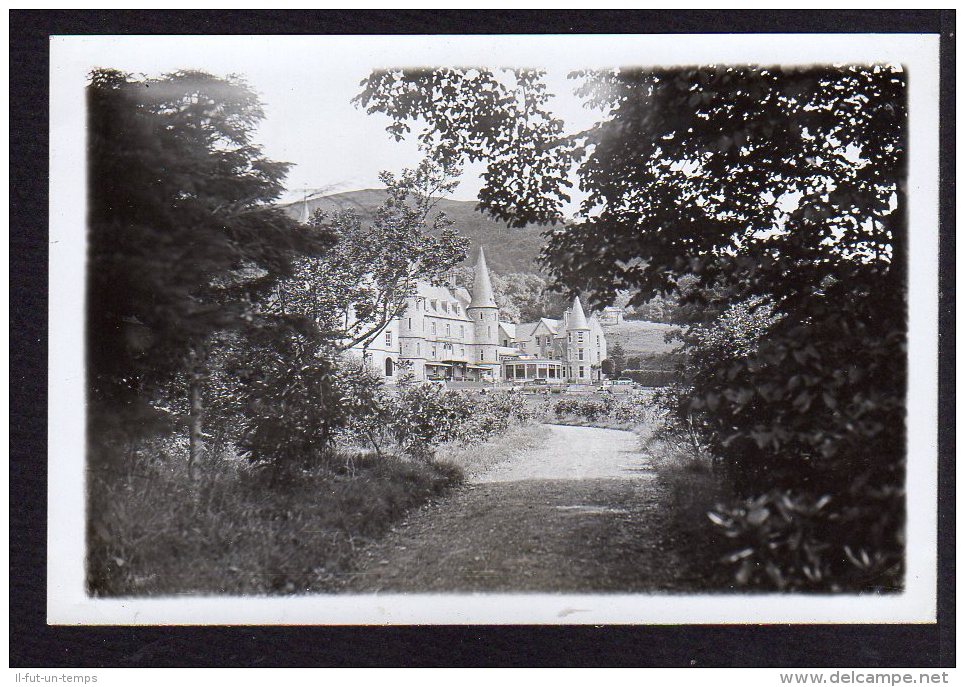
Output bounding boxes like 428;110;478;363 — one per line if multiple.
231;317;345;469
86;69;333;434
357;64;907;591
87;445;461;596
620;369;677;387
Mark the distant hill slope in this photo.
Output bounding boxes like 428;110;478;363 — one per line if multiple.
279;188;549;275
600;320;682;357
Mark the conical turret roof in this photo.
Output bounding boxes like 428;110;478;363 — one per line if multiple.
469;246;497;308
568;295;590;330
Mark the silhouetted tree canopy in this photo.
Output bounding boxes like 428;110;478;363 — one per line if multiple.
87;69;333;417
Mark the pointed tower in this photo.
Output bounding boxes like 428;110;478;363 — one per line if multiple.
466;247;501;380
566;295;592;382
468;246;497;308
569;295;589;330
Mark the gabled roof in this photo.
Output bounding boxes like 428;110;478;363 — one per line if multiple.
498;321;517;338
515;318;560;341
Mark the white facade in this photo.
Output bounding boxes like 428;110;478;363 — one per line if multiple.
348;248;608;383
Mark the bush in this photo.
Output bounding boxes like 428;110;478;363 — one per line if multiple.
383;386;534;461
455;389;534;443
336;359;396;458
87;441;461;596
662;292;906;592
620;369;678;387
552;394;652;426
709;485;904;592
389;384;475;460
233;322;348;469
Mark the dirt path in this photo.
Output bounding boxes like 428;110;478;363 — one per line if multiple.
340;424;683;593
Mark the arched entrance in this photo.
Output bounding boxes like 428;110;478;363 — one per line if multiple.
384;357;394;377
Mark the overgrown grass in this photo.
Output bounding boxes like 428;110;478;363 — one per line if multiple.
87;444;462;596
439;423;552;479
636;425;734;591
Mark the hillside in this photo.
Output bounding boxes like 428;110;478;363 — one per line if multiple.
280;188;549;275
600;320;682;358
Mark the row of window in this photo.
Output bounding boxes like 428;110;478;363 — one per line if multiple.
422;299;461;316
405;318;471;338
531;332;601;345
419;299;495;319
382;356;586;380
379;345;487;363
505;364;587;379
386;329;602;357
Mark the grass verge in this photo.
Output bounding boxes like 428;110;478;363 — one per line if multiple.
547;415;641;431
87;447;462;596
438;423;552;479
636;425;734;591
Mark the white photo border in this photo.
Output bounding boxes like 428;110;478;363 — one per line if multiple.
47;32;940;625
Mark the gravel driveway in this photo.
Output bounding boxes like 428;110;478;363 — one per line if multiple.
339;424;685;593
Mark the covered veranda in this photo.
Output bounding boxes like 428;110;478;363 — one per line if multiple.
427;361;492;381
502;359;565;381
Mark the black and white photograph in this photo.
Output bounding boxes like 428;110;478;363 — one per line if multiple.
44;29;941;627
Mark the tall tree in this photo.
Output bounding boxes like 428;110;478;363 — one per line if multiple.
607;342;627;377
87;69;332;464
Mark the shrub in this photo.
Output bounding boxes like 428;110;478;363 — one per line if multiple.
552;394;650;426
620;369;678;387
663;292;906;592
336;358;396;458
389;386;533;460
234;322;347;469
87;440;461;596
389;384;475;460
455;389;533;443
709;485;904;592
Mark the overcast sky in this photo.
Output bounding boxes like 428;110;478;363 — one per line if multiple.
61;35;606;207
55;33;936;213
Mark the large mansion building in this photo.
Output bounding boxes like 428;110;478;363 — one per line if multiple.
353;248;608;384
